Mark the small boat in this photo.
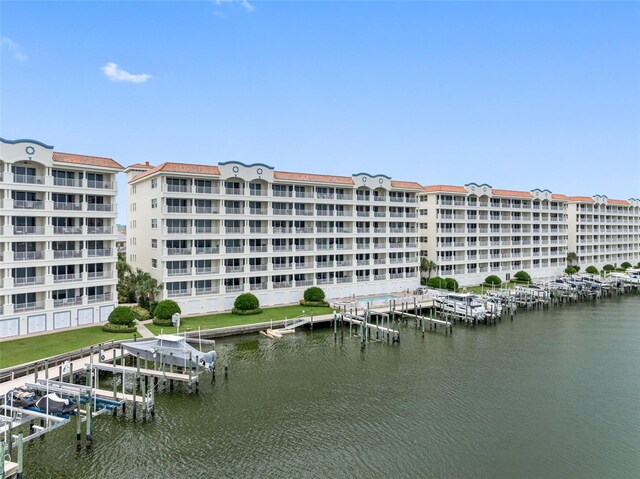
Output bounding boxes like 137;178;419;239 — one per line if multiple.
9;388;37;408
121;334;217;370
32;393;77;417
434;293;487;321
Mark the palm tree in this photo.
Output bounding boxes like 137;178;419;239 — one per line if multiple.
133;269;161;304
566;252;578;267
420;257;437;279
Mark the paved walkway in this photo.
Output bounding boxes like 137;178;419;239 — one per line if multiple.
136;321;155;338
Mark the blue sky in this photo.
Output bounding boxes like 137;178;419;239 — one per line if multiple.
2;1;639;223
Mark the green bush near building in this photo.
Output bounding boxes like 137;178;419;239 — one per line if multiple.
513;271;531;283
300;287;329;307
484;275;502;286
232;293;262;315
103;306;137;333
585;266;599;274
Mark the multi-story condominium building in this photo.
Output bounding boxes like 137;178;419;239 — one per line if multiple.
126;161;421;315
419;184;569;286
0;138;123;338
567;195;640;269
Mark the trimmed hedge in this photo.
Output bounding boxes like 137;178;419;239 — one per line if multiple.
108;306;136;327
154;300;181;320
152;318;173;327
484;275;502;286
514;271;531;283
602;264;615;272
585;266;599;274
234;293;260;312
299;300;329;307
231;308;262;316
565;266;577;275
102;323;137;334
621;262;632;269
130;305;150;321
303;287;325;302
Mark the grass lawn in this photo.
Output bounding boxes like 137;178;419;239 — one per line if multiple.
465;282;521;294
146;304;334;335
0;326;140;369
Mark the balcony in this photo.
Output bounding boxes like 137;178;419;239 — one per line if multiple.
87;226;113;235
54;296;84;307
250;208;267;215
273;209;293;216
87;180;113;189
195;247;219;255
272;282;292;289
87;203;114;212
250;283;267;291
14;226;45;235
13;199;45;210
225;227;244;234
168;248;192;256
54;202;82;211
54;226;82;235
14;301;45;312
54;177;82;188
225;208;244;215
14;174;45;185
337;276;353;283
167;205;189;214
53;250;83;259
250;264;268;272
225;247;244;254
166;289;191;298
14;251;45;261
272;263;293;270
166;184;190;193
88;249;112;257
166;227;189;234
168;268;191;277
226;265;244;273
225;188;243;195
88;271;113;280
14;276;45;286
250;246;268;253
54;273;82;283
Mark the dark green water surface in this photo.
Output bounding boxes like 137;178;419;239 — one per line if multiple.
24;296;640;478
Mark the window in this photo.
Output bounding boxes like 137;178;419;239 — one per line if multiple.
152;259;157;268
152;239;157;248
151;198;157;209
151;219;157;229
151;178;157;188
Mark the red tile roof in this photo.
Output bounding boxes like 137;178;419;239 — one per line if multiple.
53;151;123;170
568;196;595;202
127;162;153;169
608;198;630;206
422;185;467;193
390;180;422;190
492;189;533;198
274;171;354;185
551;194;570;201
130;162;221;182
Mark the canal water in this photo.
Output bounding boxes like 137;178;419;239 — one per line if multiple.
24;295;640;478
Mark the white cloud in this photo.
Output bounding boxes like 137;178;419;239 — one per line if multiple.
101;62;152;83
213;0;254;13
1;37;28;62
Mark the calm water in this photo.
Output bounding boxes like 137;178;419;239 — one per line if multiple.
24;295;640;478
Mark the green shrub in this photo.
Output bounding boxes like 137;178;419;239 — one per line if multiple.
420;277;427;286
233;293;260;312
299;300;329;307
574;266;581;272
484;275;502;286
514;271;531;283
231;308;262;316
152;318;173;327
102;323;137;333
565;266;577;275
621;262;632;270
154;299;181;320
303;287;326;302
427;277;446;288
585;266;599;274
444;277;458;291
107;306;136;327
602;264;615;272
130;305;150;321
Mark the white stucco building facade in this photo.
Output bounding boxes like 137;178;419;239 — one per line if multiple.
0;138;123;338
419;184;569;286
567;195;640;269
126;161;422;315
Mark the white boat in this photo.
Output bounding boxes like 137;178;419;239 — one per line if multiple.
434;293;486;321
121;335;217;370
